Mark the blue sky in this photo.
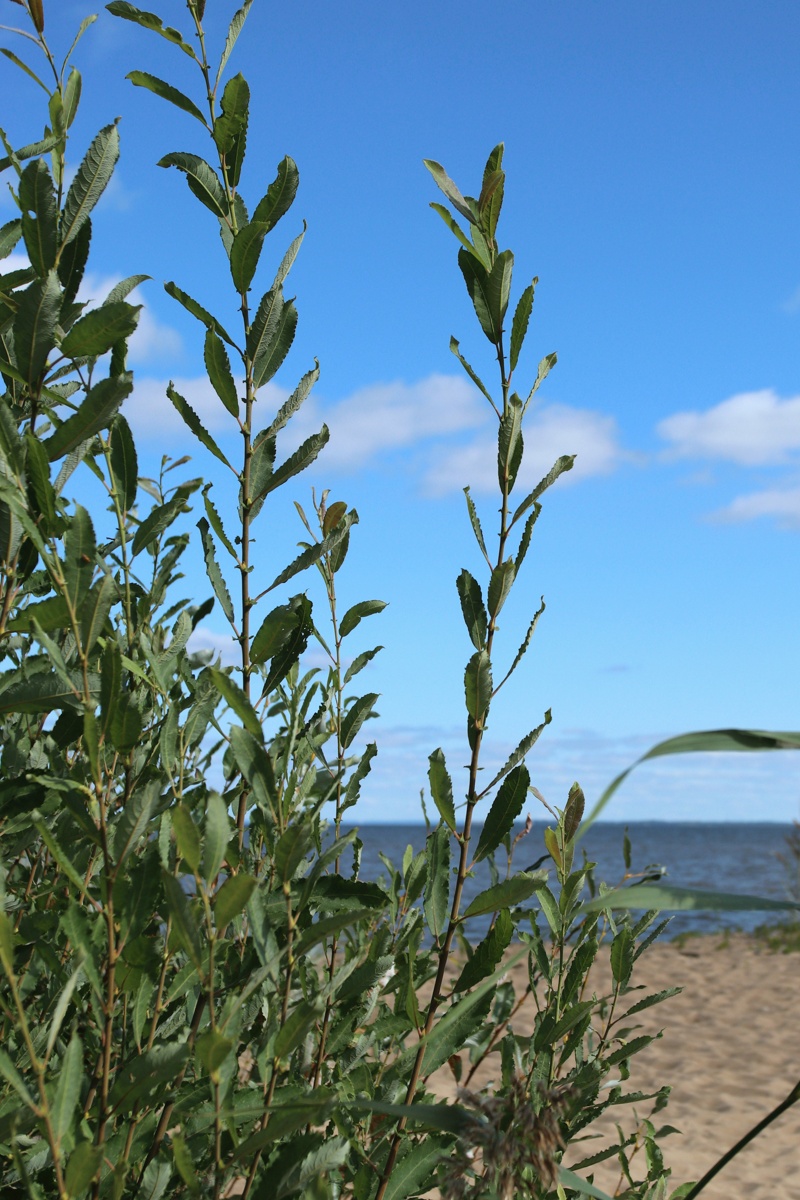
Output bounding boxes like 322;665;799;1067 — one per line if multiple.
4;0;800;822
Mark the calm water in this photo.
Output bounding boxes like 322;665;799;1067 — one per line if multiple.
339;821;798;940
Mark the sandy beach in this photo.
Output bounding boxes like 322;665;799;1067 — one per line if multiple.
430;933;799;1199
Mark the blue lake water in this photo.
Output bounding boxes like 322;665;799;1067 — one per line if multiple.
339;821;798;940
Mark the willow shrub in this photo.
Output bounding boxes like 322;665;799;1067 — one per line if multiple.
1;4;798;1200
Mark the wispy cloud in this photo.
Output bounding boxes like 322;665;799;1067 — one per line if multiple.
711;484;800;528
658;389;800;467
423;403;623;496
782;285;800;315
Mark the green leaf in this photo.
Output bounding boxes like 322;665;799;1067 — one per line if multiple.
273;999;323;1059
0;670;88;715
126;70;206;124
216;0;255;86
427;748;456;832
610;926;634;988
203;793;229;883
343;740;378;811
474;765;530;863
429;202;480;260
107;2;197;57
264;362;319;440
230;221;267;293
253;427;329;504
164;281;236;347
52;1031;82;1140
157;152;227;219
464;649;492;723
45;373;133;461
80;573;115;653
214;873;257;930
25;432;57;531
60;122;119;248
496;597;545;691
463;486;489;563
509;281;534;373
498;394;524;493
584;727;800;833
558;1168;614;1200
0;912;14;974
487;557;515;619
13;269;61;386
343;645;383;686
267;509;357;592
0;1049;35;1110
458;248;496;342
110;414;138;511
57;217;91;308
424;158;476;225
60;301;140;358
341;692;378;750
252;156;299;232
380;1136;452;1200
424;824;451;942
455;907;513;992
209;667;262;739
260;596;313;693
449;336;495;407
109;1039;191;1113
168;381;233;466
19;158;57;276
275;823;313;884
564;782;585;841
111;779;156;865
172;804;201;874
511;454;575;526
463;872;546;919
293;908;376;958
131;491;190;557
0;218;23;261
456;569;487;650
484;709;551;792
339;599;387;639
161;871;203;971
66;1142;104;1197
250;289;298;389
229;725;277;816
583;883;800;916
34;819;87;893
195;1029;233;1079
171;1133;200;1196
197;517;234;624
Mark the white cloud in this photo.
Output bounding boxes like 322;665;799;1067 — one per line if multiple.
124;375;286;437
423;403;622;496
658;390;800;466
711;484;800;529
293;374;487;470
782;286;800;315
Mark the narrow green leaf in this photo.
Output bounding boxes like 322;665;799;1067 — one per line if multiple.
66;1142;104;1197
216;0;255;86
496;597;545;691
61;300;140;358
264;362;319;439
0;1049;35;1109
382;1137;453;1200
51;1031;82;1140
209;667;261;739
449;336;495;406
510;282;534;374
484;709;551;792
34;819;87;893
273;1000;322;1059
474;765;530;863
168;381;233;466
610;927;634;988
110;414;138;511
252;156;299;232
45;373;132;461
13;269;61;385
487;557;515;619
161;871;203;971
203;793;229;883
454;908;513;992
343;645;383;686
463;486;489;564
19;158;57;276
229;725;277;816
197;517;234;624
458;248;496;342
109;1038;191;1113
343;741;378;811
429;202;481;260
341;692;379;750
107;2;197;57
424;825;451;942
131;492;190;558
463;871;547;919
340;599;387;639
427;748;456;832
456;569;487;650
111;779;156;866
172;804;201;874
424;158;476;225
126;70;206;124
0;217;23;261
60;122;119;248
195;1029;233;1079
583;883;800;916
214;873;257;930
497;394;524;493
250;593;302;663
254;428;329;506
464;649;492;723
558;1167;614;1200
80;573;115;653
251;292;297;389
164;280;236;346
511;454;576;526
275;823;312;884
157;152;227;219
489;248;514;330
230;220;267;294
267;509;357;592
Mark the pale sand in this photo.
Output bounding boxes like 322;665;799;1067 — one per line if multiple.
428;934;799;1200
